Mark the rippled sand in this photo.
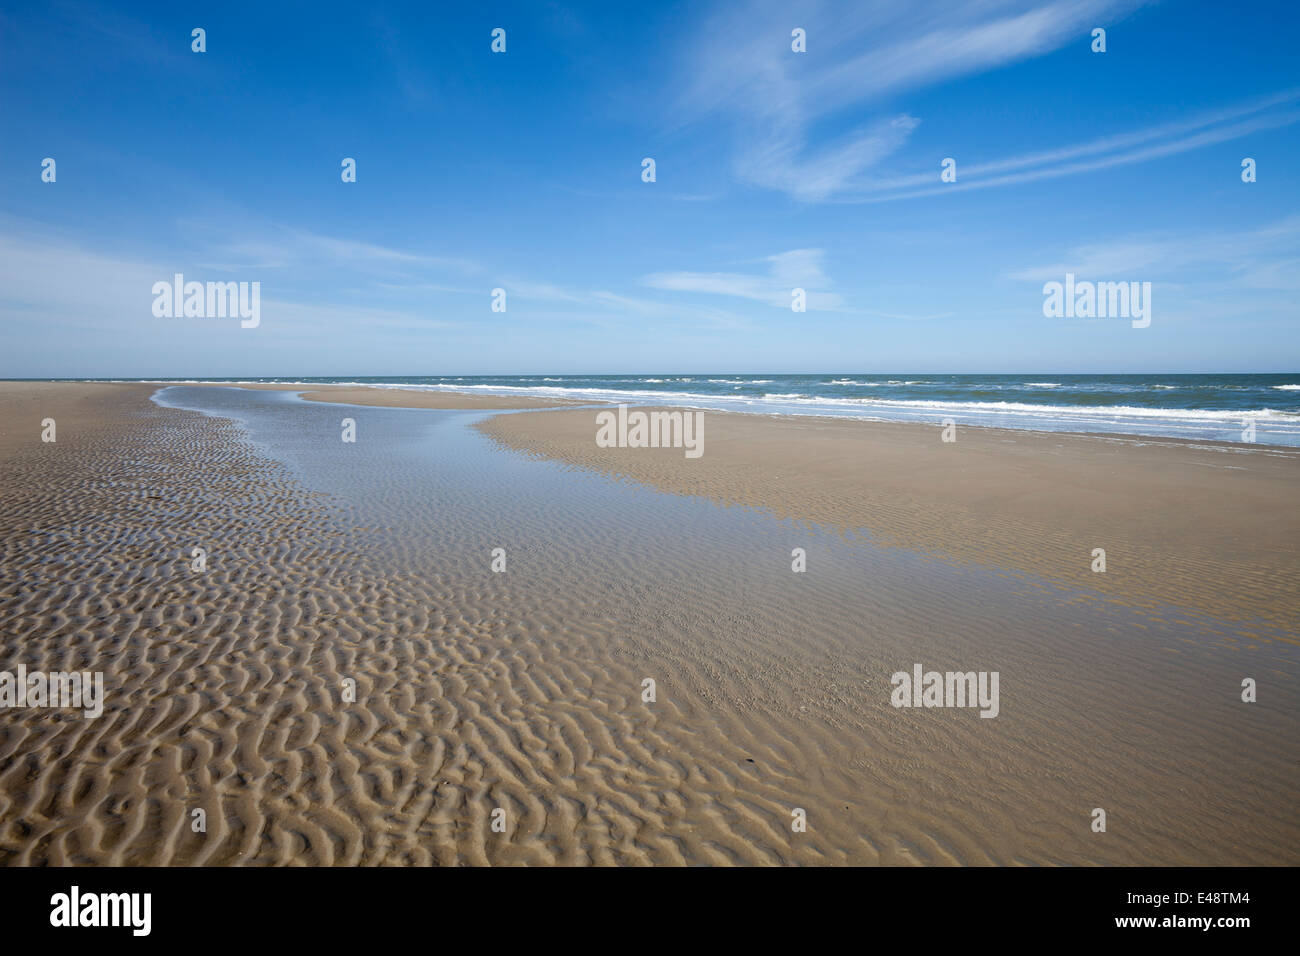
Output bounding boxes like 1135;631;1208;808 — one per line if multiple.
1;383;1296;866
480;405;1300;633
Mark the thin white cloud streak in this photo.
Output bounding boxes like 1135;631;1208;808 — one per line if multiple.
0;229;464;341
202;228;481;275
643;249;844;309
799;1;1132;109
855;89;1300;195
502;279;758;330
1008;216;1300;292
677;0;1147;200
260;299;460;333
737;115;921;201
680;0;1139;122
849;105;1300;202
859;308;956;321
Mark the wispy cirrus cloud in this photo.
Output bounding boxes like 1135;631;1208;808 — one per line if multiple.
0;224;465;339
848;90;1300;202
643;248;843;309
735;115;922;201
498;279;756;330
1008;215;1300;291
199;227;482;275
677;0;1147;201
0;213;760;346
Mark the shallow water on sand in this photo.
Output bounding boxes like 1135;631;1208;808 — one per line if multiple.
135;386;1300;865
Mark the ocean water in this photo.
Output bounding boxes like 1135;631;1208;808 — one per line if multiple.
102;373;1300;445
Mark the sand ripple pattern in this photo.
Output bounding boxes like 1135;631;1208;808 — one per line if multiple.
0;393;860;865
1;386;1297;865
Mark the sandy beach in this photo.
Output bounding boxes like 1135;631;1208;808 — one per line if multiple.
480;405;1300;633
1;382;1296;866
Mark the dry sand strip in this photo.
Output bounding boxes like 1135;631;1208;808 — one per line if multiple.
477;405;1300;634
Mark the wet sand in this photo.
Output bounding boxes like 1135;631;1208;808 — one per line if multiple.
479;405;1300;633
1;382;1296;866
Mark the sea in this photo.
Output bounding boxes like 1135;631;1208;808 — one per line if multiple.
82;373;1300;446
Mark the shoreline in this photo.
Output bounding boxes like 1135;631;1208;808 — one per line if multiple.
187;382;590;410
6;379;1297;449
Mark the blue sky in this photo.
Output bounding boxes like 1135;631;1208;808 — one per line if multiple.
1;0;1297;376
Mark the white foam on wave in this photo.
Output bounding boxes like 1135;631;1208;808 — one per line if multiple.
139;379;1300;445
762;395;1296;421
